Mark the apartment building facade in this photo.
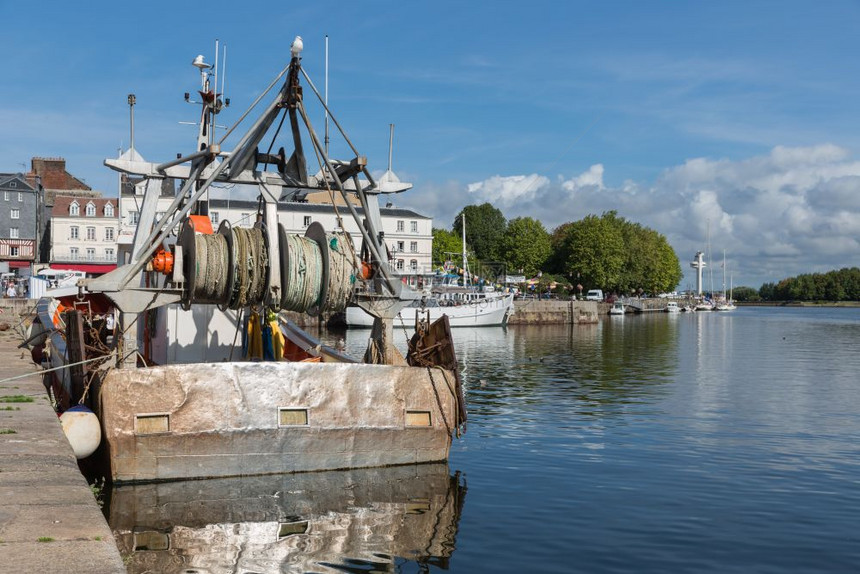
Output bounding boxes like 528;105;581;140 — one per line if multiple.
50;196;119;274
0;173;39;272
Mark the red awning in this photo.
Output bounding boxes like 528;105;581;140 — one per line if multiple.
51;264;117;274
8;261;31;268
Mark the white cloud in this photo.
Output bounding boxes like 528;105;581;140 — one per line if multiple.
412;144;860;288
561;164;605;193
466;174;549;206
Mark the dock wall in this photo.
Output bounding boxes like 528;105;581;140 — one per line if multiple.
0;328;126;573
508;300;599;325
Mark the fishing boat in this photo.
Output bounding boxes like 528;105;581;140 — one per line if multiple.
344;213;514;328
28;39;465;483
665;301;680;313
609;301;625;315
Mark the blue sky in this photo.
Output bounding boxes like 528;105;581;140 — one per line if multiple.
4;1;860;289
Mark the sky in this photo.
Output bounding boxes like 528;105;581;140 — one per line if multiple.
3;1;860;290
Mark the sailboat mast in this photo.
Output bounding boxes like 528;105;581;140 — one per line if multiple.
462;213;468;287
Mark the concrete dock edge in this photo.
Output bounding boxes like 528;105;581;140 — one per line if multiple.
0;319;126;574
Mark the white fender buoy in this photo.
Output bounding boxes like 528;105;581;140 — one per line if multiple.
59;405;101;459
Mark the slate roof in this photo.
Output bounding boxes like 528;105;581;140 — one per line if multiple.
51;195;118;218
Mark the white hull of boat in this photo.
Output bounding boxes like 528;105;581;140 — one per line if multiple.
345;294;514;328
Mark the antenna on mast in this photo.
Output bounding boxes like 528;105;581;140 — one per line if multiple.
213;39;219;111
127;93;136;153
388;123;394;172
221;44;228;107
324;34;329;154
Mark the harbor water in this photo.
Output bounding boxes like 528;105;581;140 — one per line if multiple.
107;307;860;573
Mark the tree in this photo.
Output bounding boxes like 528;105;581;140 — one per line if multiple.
758;267;860;302
453;203;506;262
500;217;551;277
545;222;575;275
556;212;626;290
732;286;760;302
431;228;463;268
548;211;681;295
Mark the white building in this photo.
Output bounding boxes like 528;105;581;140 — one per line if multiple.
49;195;118;275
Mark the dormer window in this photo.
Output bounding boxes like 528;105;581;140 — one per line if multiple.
70;201;80;216
86;202;96;217
104;202;114;217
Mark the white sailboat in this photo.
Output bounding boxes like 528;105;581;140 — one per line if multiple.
714;251;736;311
345;213;514;327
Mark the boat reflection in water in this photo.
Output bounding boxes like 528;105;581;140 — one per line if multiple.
107;464;465;573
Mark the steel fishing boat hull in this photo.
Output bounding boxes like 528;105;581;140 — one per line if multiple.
96;361;457;483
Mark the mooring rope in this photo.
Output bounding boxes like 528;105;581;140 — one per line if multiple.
191;233;230;304
231;225;250;308
323;232;354;314
282;233;323;312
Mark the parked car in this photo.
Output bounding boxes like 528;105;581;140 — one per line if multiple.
585;289;604;301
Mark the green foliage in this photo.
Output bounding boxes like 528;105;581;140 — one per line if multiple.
90;479;105;509
731;286;761;302
431;228;464;267
500;217;551;277
548;211;681;295
0;429;16;434
37;537;54;543
557;212;626;290
617;220;682;295
453;203;507;262
759;267;860;301
545;222;575;275
0;395;33;403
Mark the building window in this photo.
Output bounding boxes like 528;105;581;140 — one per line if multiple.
396;220;404;232
70;201;79;216
411;221;418;233
396;259;404;270
130;211;140;225
410;259;418;270
410;241;418;253
303;215;311;227
86;248;96;260
70;226;79;240
18;192;22;202
9;246;18;257
9;181;16;188
10;208;19;220
87;227;96;241
3;191;7;201
70;247;79;260
86;202;96;217
104;203;114;217
210;211;219;225
10;227;19;239
105;227;114;241
397;241;404;252
105;248;115;261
